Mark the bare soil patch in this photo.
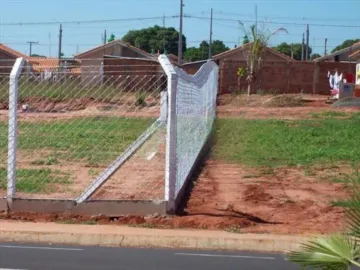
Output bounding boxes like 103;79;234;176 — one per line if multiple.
1;160;350;234
183;160;349;234
217;94;360;119
91;128;166;201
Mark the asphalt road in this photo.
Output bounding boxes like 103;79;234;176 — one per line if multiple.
0;242;300;270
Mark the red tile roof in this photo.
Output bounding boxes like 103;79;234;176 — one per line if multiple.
0;43;27;58
75;39;153;59
212;42;294;61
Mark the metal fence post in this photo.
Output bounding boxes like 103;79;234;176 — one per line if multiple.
160;90;168;123
158;55;177;213
7;58;24;202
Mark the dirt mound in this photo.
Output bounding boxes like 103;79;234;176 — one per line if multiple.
243;184;273;203
184;161;349;234
0;102;8;110
0;160;349;234
262;95;304;107
21;97;95;112
332;97;360;108
0;212;255;230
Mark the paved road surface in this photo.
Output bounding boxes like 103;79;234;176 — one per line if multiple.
0;242;299;270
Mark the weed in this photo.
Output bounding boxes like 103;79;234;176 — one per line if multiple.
128;223;158;229
88;169;100;177
311;111;349;119
135;92;147;107
224;225;243;234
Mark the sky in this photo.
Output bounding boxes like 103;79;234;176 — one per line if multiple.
0;0;359;58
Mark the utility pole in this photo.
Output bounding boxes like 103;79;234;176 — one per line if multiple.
163;13;166;28
178;0;184;66
255;4;258;34
301;33;305;61
104;29;107;45
305;24;309;61
208;8;213;59
291;44;294;59
324;38;328;55
58;24;63;59
48;33;52;57
27;41;38;56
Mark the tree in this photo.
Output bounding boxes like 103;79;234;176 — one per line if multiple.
239;23;287;97
273;42;312;60
108;33;116;43
183;47;204;62
30;54;46;58
211;40;229;56
183;40;229;62
288;182;360;269
332;39;360;53
243;35;250;45
310;53;321;60
122;25;186;55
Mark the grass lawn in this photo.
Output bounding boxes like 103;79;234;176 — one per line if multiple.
0;78;164;103
214;113;360;167
0;116;154;166
0;168;71;193
0;116;154;193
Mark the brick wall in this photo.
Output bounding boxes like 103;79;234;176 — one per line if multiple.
0;52;16;75
219;59;357;95
103;58;164;91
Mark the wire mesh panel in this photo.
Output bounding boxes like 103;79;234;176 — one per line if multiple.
174;62;218;197
159;55;219;206
12;58;166;200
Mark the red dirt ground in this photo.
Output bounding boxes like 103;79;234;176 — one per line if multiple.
0;160;349;234
217;94;360;119
0;94;354;234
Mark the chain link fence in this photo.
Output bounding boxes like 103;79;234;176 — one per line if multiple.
6;58;167;201
1;55;219;214
0;60;16;199
159;56;219;210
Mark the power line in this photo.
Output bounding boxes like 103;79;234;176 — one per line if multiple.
2;41;342;48
185;15;360;28
1;14;359;28
215;10;360;23
0;15;179;26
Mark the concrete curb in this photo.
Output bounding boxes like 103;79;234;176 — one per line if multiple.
0;221;310;253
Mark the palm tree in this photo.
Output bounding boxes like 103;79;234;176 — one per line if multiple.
288;182;360;269
238;22;287;97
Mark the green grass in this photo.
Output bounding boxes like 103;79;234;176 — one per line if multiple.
214;118;360;167
0;78;164;103
56;219;98;225
0;117;154;166
0;168;71;193
310;111;349;119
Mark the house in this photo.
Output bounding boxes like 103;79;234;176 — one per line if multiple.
74;39;155;84
181;42;293;73
313;42;360;62
212;42;294;66
180;43;293;93
0;43;81;79
0;43;27;73
350;50;360;62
